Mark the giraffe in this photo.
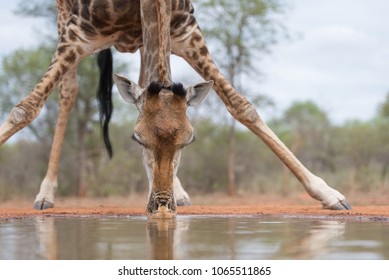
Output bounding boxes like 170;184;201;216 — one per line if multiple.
113;0;214;218
0;0;351;216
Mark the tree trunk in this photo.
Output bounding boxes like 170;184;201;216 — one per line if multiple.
77;122;87;197
227;120;236;196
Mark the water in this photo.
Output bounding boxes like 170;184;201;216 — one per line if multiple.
0;216;388;260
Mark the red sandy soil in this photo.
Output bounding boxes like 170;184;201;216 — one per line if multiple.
1;192;389;221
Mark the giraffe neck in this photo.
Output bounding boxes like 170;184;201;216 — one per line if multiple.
156;0;172;84
140;0;172;86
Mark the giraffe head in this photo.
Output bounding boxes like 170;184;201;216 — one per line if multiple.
114;74;213;218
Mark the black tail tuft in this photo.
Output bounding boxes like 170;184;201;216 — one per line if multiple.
97;48;114;158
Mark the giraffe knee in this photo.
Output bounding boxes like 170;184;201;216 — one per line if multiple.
0;103;41;144
8;105;37;127
7;101;40;129
228;101;261;126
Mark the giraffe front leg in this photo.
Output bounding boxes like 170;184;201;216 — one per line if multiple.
173;28;351;210
33;69;79;210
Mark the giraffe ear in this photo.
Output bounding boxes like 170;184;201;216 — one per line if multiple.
186;80;214;107
114;74;143;104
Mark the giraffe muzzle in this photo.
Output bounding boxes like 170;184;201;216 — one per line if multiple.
147;191;177;219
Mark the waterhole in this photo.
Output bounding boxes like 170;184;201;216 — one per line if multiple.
0;216;388;260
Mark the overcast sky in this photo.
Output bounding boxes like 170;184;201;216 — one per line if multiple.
1;0;388;124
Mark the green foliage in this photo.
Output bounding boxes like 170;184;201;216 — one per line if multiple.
379;92;389;118
1;97;389;198
0;141;48;200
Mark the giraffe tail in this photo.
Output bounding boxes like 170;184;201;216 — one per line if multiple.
97;48;114;158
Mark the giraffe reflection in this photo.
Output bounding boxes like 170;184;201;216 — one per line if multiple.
274;220;346;259
35;217;58;260
147;219;176;260
146;218;347;260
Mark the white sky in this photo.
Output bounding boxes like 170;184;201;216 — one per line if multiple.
260;0;389;123
1;0;388;124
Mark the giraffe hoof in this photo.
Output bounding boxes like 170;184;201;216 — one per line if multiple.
328;200;352;210
176;197;191;206
33;199;54;210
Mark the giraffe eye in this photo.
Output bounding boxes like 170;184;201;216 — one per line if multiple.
132;133;148;148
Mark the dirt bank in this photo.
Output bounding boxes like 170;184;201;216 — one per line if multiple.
1;192;389;221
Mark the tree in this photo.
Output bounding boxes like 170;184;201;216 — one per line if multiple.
0;43;102;196
197;0;286;82
376;92;389;185
281;101;330;157
195;0;285;195
379;92;389;118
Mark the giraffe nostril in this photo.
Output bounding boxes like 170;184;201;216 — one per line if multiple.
158;198;168;206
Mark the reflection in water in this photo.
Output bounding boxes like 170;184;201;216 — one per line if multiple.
147;219;176;260
276;220;346;259
0;217;57;259
147;218;191;260
35;217;58;260
0;216;387;260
